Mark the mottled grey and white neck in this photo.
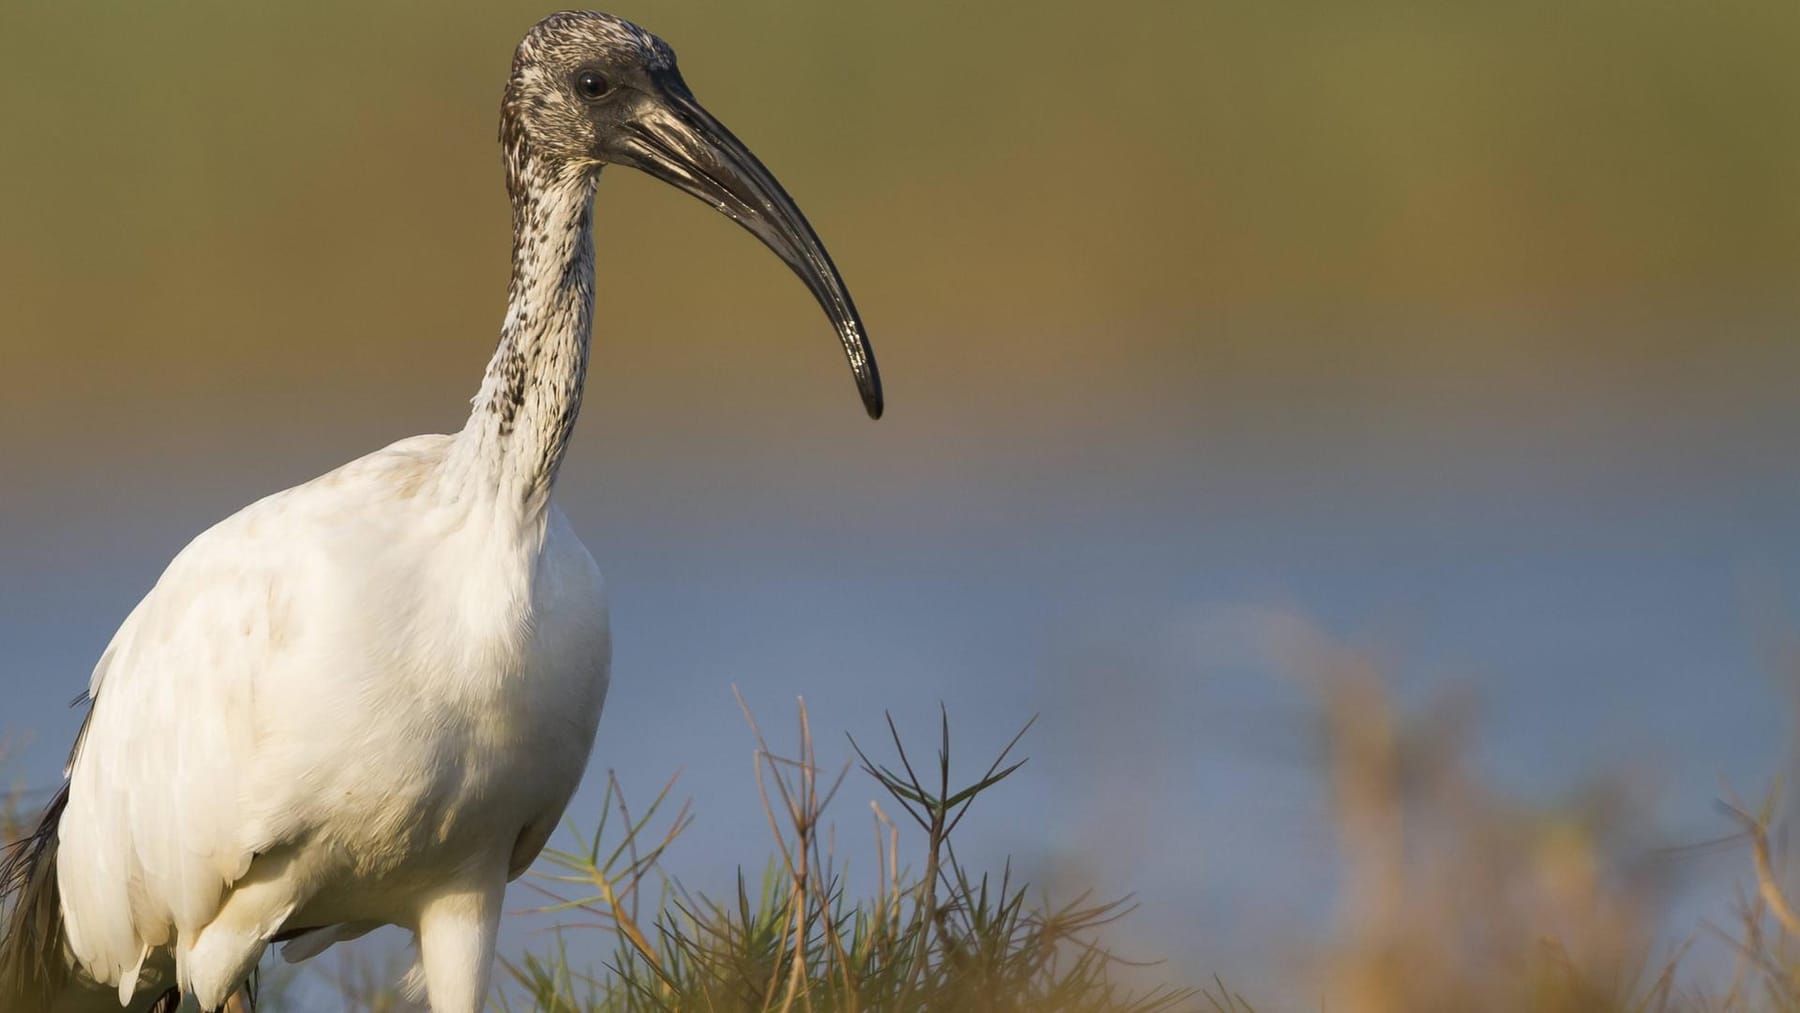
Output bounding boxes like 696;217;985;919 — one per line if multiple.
444;141;599;519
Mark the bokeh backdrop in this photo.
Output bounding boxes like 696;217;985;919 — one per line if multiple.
2;0;1798;1004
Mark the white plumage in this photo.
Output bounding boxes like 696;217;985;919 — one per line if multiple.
60;435;609;1010
1;9;880;1013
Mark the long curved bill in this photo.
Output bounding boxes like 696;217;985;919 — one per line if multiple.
617;70;884;419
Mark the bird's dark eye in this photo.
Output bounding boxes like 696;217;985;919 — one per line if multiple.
574;69;610;101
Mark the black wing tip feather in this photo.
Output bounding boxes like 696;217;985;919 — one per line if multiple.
0;784;70;1011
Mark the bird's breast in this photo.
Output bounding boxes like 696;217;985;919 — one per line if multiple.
415;511;611;836
301;506;611;891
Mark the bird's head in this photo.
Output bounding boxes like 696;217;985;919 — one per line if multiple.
502;10;883;419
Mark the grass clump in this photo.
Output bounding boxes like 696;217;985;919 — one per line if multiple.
503;693;1199;1013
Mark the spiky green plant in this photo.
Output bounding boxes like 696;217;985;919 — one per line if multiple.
500;696;1200;1013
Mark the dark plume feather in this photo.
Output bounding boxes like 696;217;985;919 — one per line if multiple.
0;785;71;1011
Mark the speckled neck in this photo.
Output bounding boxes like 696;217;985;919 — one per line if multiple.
444;150;599;519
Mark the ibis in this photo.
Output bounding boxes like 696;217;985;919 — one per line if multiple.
0;10;881;1012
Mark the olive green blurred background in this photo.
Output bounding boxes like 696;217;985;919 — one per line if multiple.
3;1;1799;1002
2;1;1794;486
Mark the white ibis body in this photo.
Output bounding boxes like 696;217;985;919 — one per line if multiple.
0;11;881;1013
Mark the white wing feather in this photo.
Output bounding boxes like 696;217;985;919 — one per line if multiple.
55;435;464;988
62;508;285;984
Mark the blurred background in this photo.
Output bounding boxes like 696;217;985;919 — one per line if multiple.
1;0;1798;1006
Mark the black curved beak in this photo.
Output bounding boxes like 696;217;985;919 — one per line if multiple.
615;70;883;419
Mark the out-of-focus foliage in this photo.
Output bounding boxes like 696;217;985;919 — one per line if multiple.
1301;638;1668;1012
1;0;1795;478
